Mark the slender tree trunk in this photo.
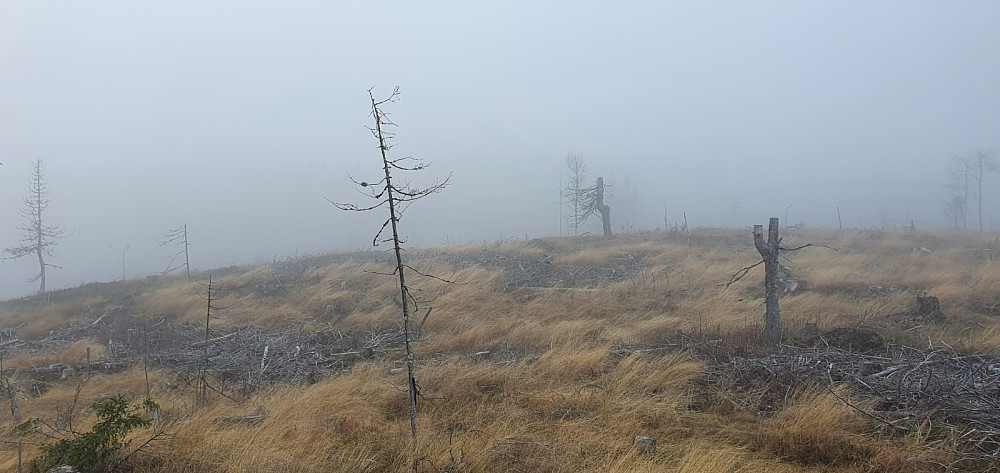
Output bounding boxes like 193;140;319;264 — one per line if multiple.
184;223;191;279
596;176;612;239
36;185;46;293
36;248;45;294
964;170;969;230
559;180;564;237
199;276;212;408
978;163;984;232
370;95;419;472
754;218;782;342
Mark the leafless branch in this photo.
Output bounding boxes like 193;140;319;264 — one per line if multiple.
720;260;765;290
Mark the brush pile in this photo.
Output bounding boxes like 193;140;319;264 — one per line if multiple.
709;341;1000;462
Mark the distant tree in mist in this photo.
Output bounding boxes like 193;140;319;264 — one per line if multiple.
561;155;613;239
944;195;966;230
561;155;588;236
157;224;191;279
945;155;972;230
972;149;998;232
945;149;998;231
4;158;65;294
578;176;613;239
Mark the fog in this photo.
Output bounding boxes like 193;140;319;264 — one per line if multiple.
1;1;999;298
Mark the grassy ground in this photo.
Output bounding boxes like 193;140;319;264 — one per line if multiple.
1;226;998;472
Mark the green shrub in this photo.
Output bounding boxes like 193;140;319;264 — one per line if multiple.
26;396;155;473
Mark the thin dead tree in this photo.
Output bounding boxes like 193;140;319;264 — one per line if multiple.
972;149;999;232
944;196;966;231
5;158;65;294
946;155;972;230
157;223;191;279
111;244;130;281
194;276;225;408
330;86;449;471
722;217;836;343
2;355;22;473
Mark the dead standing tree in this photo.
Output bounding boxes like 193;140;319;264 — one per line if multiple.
5;158;65;294
561;156;613;238
723;217;836;343
193;276;227;408
946;155;972;231
578;176;613;239
157;223;191;279
755;218;782;342
331;86;449;471
972;149;998;232
561;155;588;236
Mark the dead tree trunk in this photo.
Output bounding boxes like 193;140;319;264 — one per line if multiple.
332;87;450;473
596;176;612;239
754;217;782;342
3;356;22;473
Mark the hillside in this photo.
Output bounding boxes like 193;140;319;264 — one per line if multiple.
2;227;1000;472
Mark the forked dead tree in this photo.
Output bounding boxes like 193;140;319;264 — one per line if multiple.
331;86;449;472
5;158;65;294
723;217;836;343
755;218;782;342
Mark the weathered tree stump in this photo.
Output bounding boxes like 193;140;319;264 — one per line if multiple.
754;217;782;342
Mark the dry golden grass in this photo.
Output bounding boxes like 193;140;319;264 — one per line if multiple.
0;296;106;340
2;227;999;471
2;338;105;370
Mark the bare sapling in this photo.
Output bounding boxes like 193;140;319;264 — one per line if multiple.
194;276;226;407
331;86;450;472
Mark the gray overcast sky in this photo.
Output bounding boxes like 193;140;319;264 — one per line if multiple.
1;1;999;298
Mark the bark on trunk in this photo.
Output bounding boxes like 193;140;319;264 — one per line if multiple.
754;218;782;342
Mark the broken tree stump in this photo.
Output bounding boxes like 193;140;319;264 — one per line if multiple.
754;217;782;343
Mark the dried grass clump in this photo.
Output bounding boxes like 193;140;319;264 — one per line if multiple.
0;296;106;340
754;387;874;466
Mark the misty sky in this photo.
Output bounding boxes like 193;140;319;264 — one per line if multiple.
1;1;999;298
